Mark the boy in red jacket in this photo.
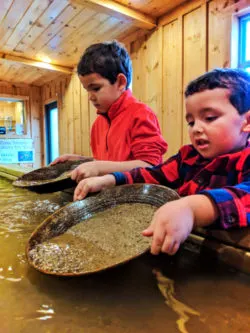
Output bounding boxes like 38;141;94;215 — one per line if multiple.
72;68;250;256
52;41;167;182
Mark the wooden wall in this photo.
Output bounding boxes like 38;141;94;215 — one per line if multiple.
131;0;234;158
41;74;95;163
0;82;42;168
40;0;248;164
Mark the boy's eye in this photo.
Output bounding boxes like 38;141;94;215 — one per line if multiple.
206;116;217;122
92;87;100;92
187;121;194;127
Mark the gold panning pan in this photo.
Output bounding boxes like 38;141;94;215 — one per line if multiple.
13;158;93;193
26;184;179;276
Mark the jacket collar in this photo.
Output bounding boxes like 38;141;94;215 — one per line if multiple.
97;89;136;120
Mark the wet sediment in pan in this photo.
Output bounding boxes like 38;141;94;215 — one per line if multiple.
28;203;157;274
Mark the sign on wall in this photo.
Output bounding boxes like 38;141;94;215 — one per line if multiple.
0;139;34;163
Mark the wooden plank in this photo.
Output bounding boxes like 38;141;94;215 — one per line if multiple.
0;0;13;24
32;72;68;86
140;29;163;125
2;0;50;52
0;53;73;73
182;4;207;145
111;0;188;18
208;0;232;69
60;13;109;59
80;79;91;156
0;0;33;46
130;36;147;104
2;63;23;83
162;19;183;159
25;69;52;86
71;0;156;29
65;76;74;153
16;0;69;53
211;0;250;15
72;74;82;154
29;86;43;167
88;100;97;146
75;16;122;52
121;28;149;46
159;0;209;26
29;4;83;59
131;29;163;125
69;21;136;65
56;79;63;155
42;7;96;58
59;77;68;154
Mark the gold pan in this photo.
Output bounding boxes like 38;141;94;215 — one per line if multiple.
12;158;93;193
26;184;180;276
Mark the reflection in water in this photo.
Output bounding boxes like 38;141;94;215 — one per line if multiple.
154;269;200;333
1;177;250;332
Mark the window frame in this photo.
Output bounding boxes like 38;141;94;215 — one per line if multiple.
238;13;250;70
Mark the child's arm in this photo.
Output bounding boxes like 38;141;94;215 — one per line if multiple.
73;174;116;201
50;154;89;165
143;194;219;255
70;160;152;183
72;149;183;200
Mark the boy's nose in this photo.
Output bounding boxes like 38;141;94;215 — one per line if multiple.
192;121;204;133
88;92;96;101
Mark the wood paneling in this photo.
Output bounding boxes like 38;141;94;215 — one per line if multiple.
42;74;93;162
208;1;232;69
182;4;207;144
131;29;163;125
162;19;182;158
114;0;189;18
130;0;247;157
30;85;43;168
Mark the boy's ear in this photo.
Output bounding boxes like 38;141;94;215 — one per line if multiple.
242;110;250;133
116;73;127;91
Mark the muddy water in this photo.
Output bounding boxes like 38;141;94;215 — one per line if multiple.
1;177;250;333
29;203;155;274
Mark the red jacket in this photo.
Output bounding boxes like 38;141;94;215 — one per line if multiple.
91;89;167;165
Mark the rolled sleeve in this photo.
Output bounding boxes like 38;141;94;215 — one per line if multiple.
111;172;128;185
201;187;249;229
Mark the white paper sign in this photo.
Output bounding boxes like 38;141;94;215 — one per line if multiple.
0;139;34;163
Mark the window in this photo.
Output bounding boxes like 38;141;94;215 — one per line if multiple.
0;96;29;137
239;13;250;71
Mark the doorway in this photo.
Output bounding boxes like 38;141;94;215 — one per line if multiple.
45;101;59;165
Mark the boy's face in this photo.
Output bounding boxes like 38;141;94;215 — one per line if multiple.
185;88;250;159
79;73;125;113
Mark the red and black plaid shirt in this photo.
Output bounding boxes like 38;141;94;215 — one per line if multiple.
113;144;250;229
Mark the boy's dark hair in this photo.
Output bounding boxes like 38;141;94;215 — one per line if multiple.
77;40;132;89
185;68;250;115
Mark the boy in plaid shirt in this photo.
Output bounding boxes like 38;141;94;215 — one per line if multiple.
73;68;250;256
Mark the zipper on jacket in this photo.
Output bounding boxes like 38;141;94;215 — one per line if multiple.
102;113;111;151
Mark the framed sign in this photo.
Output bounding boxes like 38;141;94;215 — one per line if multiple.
0;139;34;163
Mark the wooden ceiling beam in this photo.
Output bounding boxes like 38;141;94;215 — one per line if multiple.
0;53;73;74
70;0;156;30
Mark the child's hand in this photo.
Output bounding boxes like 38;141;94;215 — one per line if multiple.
143;194;218;256
142;198;195;255
71;162;99;182
50;154;83;165
73;175;116;201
